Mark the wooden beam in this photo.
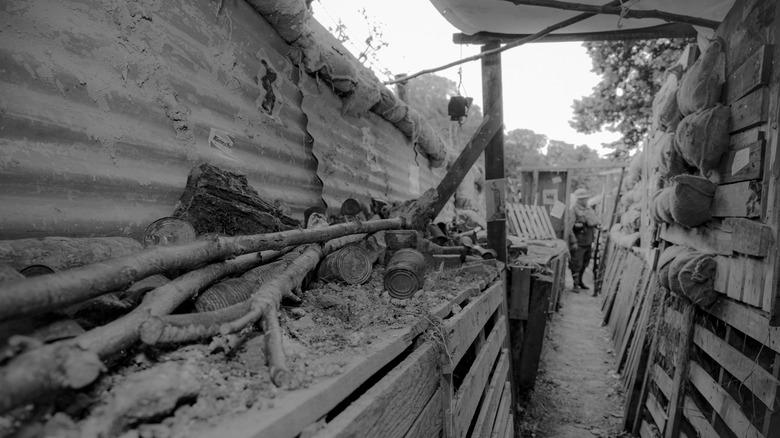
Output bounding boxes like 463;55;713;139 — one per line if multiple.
659;222;733;255
517;276;552;393
504;0;720;28
453;23;697;45
421;108;503;230
482;42;507;263
725;44;773;104
716;140;765;185
724;217;774;257
693;324;779;408
452;316;507;438
706;299;780;354
688;361;764;438
443;283;505;372
315;343;441;438
712;181;763;218
403;388;442;438
472;350;510;438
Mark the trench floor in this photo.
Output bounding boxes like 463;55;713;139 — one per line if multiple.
517;268;628;438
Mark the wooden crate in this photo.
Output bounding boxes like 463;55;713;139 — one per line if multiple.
197;266;509;438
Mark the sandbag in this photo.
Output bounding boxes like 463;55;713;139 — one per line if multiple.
667;247;696;295
675;104;731;176
678;39;726;115
656;132;690;182
652;67;682;131
668;175;716;227
649;188;674;224
657;245;687;290
678;253;718;307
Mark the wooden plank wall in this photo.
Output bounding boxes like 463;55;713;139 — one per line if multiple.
222;266;507;438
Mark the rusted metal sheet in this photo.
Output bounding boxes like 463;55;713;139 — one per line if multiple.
0;0;321;239
301;74;443;214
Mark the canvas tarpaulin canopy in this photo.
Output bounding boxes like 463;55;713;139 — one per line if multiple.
429;0;735;39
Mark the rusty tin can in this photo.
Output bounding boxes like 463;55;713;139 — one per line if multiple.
317;244;373;285
143;217;197;247
384;248;427;299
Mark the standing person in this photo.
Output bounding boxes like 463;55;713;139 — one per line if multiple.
568;188;601;291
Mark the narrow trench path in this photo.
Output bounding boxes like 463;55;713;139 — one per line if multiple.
518;269;628;438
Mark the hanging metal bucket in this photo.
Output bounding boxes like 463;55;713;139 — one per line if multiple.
384;248;427;299
317;244;373;285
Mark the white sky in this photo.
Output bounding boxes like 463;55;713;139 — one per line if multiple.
312;0;622;154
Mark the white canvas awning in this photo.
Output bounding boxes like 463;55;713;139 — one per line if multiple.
429;0;735;41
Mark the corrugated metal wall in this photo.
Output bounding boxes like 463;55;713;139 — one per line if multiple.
0;0;443;240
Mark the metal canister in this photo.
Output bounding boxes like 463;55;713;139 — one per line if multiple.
317;244;373;285
143;217;196;247
384;248;427;299
20;264;56;277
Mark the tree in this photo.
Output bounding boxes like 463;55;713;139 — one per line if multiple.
570;38;692;151
504;128;547;176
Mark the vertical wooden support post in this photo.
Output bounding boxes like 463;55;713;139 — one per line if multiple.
532;171;540;205
664;302;696;438
481;42;506;264
517;275;551;395
562;170;573;242
395;74;408;103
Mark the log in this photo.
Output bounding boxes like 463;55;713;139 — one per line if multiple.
0;237;142;271
0;218;406;322
139;235;366;348
173;163;300;235
391;107;502;230
0;251;276;414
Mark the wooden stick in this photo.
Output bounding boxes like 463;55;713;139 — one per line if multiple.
0;251;273;414
383;1;622;86
263;307;291;387
0;218;405;322
140;234;370;346
505;0;719;29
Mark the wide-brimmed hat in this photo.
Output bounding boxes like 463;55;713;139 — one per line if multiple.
573;188;591;199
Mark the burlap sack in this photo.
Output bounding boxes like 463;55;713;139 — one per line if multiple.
675;104;731;176
669;175;716;227
650;187;674;224
652;67;682;131
667;247;696;295
678;39;726;115
656;132;690;181
657;245;687;290
678;253;718;307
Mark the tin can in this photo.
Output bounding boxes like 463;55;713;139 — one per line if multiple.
384;248;427;299
143;217;196;247
317;244;373;285
20;264;56;277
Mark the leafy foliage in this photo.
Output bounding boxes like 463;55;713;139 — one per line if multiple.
570;38;692;151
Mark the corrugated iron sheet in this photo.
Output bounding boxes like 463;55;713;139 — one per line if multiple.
0;0;453;241
0;0;321;239
301;74;443;214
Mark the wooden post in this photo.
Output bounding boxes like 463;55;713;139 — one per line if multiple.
562;169;573;242
664;302;696;438
481;42;506;264
517;275;552;394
